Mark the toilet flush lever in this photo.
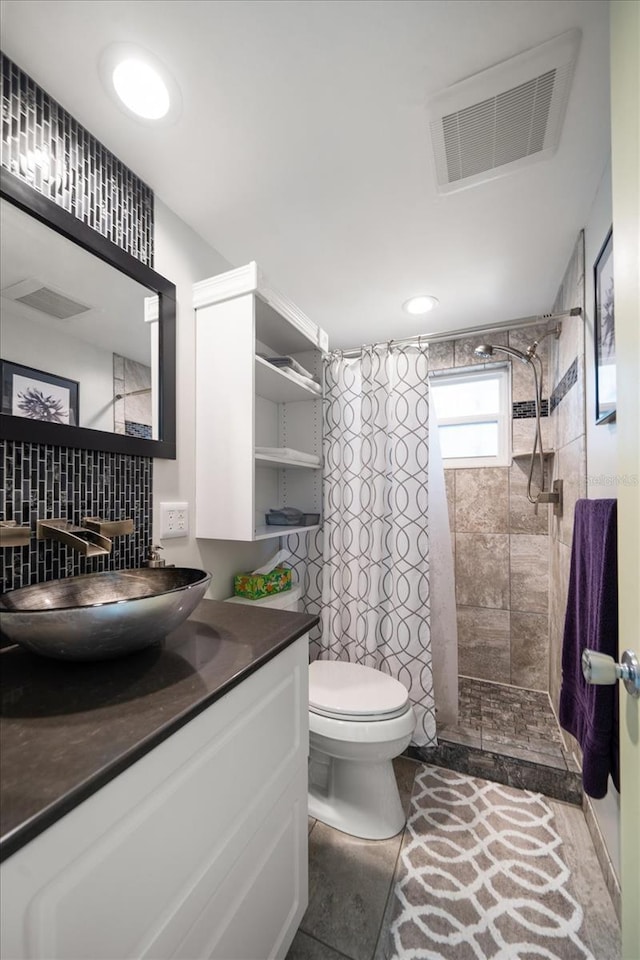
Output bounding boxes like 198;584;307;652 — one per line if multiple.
581;649;640;698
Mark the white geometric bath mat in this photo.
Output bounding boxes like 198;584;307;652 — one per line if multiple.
386;766;594;960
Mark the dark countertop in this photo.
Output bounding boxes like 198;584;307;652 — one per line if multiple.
0;599;318;862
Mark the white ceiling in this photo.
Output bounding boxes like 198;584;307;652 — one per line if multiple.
0;0;611;348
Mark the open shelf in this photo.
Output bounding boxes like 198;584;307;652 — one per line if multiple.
254;523;320;541
195;264;325;541
255;453;321;470
512;450;555;460
254;356;321;403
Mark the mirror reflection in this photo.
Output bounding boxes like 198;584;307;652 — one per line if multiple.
1;197;159;439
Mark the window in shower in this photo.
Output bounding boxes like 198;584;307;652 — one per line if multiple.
430;364;511;468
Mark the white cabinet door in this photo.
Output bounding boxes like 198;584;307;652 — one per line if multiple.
1;637;309;960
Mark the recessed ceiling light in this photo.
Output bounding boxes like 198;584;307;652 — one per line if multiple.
403;295;439;316
99;43;181;124
112;59;170;119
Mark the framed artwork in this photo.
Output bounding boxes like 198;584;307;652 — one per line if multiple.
1;360;79;426
594;228;615;424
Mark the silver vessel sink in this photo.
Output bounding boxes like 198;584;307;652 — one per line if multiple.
0;568;212;661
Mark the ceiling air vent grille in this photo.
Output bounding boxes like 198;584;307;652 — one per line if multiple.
3;280;91;319
428;30;580;193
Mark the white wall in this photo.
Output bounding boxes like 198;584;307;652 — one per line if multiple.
582;157;620;882
153;198;278;599
585;158;617;500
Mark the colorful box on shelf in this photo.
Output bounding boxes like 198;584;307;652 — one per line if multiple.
233;566;292;600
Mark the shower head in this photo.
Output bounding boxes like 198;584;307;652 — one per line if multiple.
473;343;530;364
474;344;495;359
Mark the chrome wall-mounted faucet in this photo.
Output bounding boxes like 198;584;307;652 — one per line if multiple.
36;517;133;557
0;521;31;548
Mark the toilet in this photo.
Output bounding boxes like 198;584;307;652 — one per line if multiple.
225;585;416;840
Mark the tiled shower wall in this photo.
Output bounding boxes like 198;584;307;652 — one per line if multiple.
0;55;154;593
548;233;587;717
430;328;552;691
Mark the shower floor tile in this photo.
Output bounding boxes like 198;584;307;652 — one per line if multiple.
455;675;569;758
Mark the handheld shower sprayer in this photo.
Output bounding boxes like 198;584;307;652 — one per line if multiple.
473;337;559;511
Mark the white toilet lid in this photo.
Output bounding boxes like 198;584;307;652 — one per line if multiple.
308;660;410;720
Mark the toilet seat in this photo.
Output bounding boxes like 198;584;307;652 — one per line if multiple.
309;660;410;722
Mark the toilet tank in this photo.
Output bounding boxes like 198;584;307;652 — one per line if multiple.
224;584;302;612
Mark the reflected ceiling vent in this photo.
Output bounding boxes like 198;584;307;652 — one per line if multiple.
2;279;91;319
427;30;581;193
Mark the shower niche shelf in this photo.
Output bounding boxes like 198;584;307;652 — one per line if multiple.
194;262;327;542
512;450;555;460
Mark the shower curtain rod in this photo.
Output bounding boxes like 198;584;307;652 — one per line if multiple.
334;307;582;358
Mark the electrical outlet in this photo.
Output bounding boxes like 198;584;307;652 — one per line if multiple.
160;501;189;539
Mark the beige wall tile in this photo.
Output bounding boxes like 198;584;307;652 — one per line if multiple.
554;360;587;451
455;467;509;533
557;315;585;396
552;433;587;548
511;612;549;690
444;468;455;534
454;331;508;367
455;533;510;609
428;340;454;371
511;355;537;403
510;534;549;613
509;460;549;534
548;536;572;713
509;325;550;385
512;416;552;458
457;606;511;682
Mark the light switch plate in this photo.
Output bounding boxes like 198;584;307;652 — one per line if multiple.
160;502;189;539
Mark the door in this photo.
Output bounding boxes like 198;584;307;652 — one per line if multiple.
610;2;640;956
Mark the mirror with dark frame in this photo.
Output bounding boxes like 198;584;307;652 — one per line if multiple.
0;169;176;458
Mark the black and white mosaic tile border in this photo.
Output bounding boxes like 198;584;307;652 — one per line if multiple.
0;53;154;265
0;441;152;593
550;358;579;413
513;399;549;419
125;421;153;440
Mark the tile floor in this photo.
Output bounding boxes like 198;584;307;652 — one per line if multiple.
286;756;621;960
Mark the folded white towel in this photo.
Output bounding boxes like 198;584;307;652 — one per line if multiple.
282;368;322;395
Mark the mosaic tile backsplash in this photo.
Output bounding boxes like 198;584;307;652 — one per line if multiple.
0;441;152;593
0;53;154;266
1;55;156;597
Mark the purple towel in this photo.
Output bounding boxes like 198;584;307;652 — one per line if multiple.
559;499;619;798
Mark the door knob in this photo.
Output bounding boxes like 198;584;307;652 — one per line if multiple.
581;649;640;698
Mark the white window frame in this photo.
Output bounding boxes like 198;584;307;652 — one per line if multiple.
430;363;511;469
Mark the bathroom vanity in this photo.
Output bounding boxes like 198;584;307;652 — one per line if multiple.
0;600;317;960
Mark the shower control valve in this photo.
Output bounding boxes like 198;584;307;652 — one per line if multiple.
581;648;640;698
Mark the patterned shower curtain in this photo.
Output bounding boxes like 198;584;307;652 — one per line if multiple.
319;343;436;748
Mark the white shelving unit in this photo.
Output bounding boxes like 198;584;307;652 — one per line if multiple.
194;262;327;541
